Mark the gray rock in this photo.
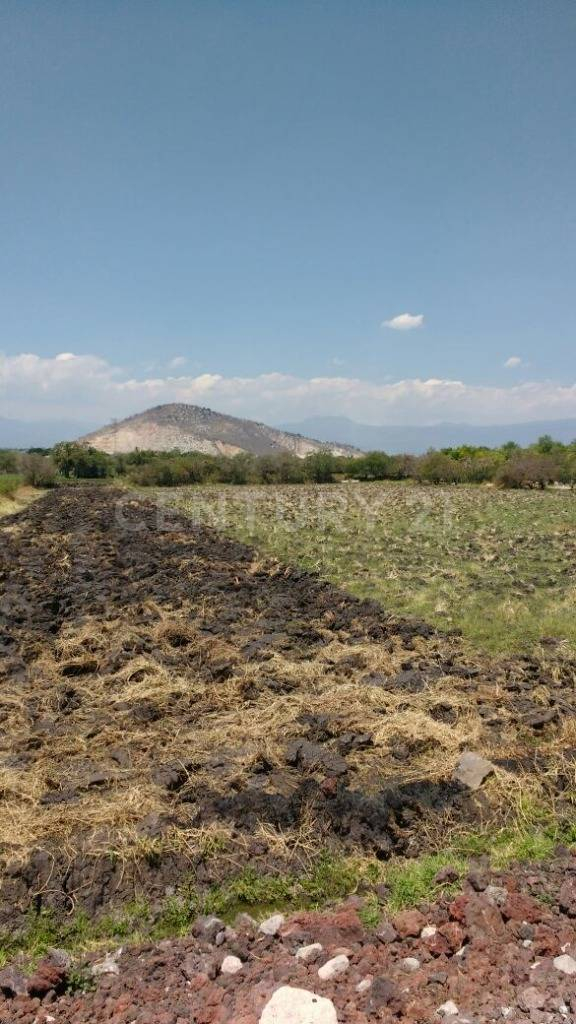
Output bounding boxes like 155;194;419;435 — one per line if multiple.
295;942;323;963
234;912;258;934
376;921;398;944
453;751;495;791
553;954;576;975
437;1000;459;1017
192;915;225;943
485;884;508;908
401;957;421;972
46;947;73;971
259;913;285;936
518;986;546;1012
317;954;350;981
260;986;337;1024
0;966;27;996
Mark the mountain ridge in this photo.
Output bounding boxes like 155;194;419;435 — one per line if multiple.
278;416;576;454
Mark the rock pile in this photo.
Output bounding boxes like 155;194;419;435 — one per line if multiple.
1;854;575;1023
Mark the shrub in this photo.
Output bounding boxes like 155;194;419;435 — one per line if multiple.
494;454;560;489
19;454;58;488
354;451;396;480
0;450;18;474
0;474;22;498
414;451;462;484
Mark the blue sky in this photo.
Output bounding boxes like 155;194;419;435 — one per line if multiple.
1;1;575;425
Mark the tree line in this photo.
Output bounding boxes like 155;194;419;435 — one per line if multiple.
1;434;576;490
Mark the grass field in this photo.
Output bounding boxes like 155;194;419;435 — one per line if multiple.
167;481;576;655
0;479;40;517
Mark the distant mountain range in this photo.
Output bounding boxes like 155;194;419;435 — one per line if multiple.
2;409;576;455
279;417;576;454
0;417;98;449
79;403;358;457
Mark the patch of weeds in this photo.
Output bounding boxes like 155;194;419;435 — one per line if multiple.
453;812;574;870
65;966;96;995
150;895;197;940
299;854;362;906
202;868;295;921
384;852;467;912
358;892;381;929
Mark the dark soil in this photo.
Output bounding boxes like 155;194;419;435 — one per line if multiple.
0;488;575;931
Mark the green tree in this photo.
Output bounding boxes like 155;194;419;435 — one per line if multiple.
52;442;113;479
304;452;336;483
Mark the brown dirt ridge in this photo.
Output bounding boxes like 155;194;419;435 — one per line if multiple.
0;487;575;930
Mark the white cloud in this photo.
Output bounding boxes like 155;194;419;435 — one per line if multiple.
1;351;575;426
168;355;187;369
382;313;424;331
504;356;522;368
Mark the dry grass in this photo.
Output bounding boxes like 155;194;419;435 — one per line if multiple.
1;601;573;872
1;486;574;924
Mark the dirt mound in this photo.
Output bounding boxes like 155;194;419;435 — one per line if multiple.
1;855;576;1023
0;488;574;927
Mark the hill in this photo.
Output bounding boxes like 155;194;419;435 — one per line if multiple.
279;416;576;453
79;403;358;457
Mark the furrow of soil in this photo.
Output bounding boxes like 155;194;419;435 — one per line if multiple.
0;487;575;928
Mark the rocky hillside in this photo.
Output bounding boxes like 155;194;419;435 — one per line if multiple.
79;403;358;457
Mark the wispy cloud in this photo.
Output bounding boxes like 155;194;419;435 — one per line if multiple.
382;313;424;331
168;355;187;369
1;351;575;426
504;356;522;368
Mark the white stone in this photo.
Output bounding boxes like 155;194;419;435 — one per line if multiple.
91;951;121;976
356;977;372;993
221;955;243;975
453;751;495;791
401;957;421;972
554;954;576;976
421;925;438;939
260;986;337;1024
295;943;323;963
454;944;468;958
259;913;286;937
500;1009;513;1019
437;1001;459;1017
317;954;350;981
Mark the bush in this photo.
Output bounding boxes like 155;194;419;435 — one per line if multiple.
19;454;58;488
494;454;560;489
0;474;22;498
414;452;462;484
353;451;396;481
0;450;18;474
